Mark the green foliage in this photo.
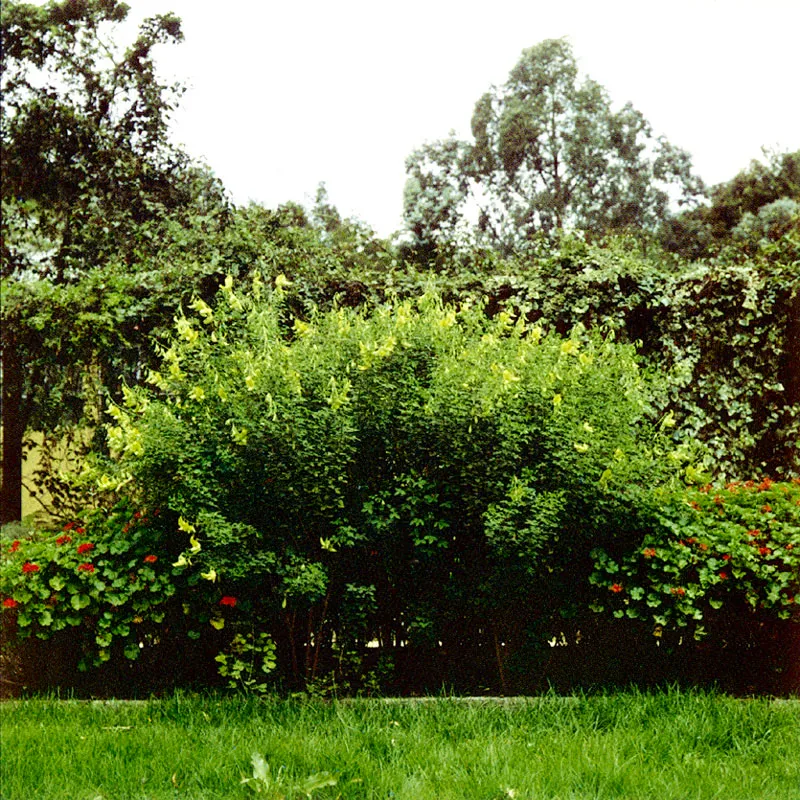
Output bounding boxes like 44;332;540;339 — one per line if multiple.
0;502;183;668
215;631;277;695
591;478;800;634
663;149;800;259
242;753;337;798
403;39;704;254
88;275;675;688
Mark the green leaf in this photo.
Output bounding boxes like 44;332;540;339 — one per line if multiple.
71;593;91;611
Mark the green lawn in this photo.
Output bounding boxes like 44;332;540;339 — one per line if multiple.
1;690;798;799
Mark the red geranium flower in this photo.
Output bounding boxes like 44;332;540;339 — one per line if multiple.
219;596;237;607
689;501;701;510
2;598;19;608
643;548;657;558
761;504;772;513
670;587;686;597
22;562;39;573
56;535;72;546
62;522;75;531
747;529;761;538
713;495;724;505
75;527;85;535
610;584;623;594
78;563;95;573
143;555;157;564
8;540;20;553
77;542;94;555
722;554;731;560
758;546;772;556
685;537;697;545
699;543;709;551
719;571;728;580
758;478;774;491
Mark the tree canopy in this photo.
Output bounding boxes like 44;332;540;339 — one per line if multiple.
0;0;226;281
404;39;705;255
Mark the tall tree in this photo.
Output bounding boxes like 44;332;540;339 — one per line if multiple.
403;39;705;255
0;0;229;524
1;0;194;280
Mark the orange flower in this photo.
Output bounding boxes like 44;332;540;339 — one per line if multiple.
719;571;728;580
78;563;95;573
761;504;772;513
610;584;624;594
643;547;657;558
2;598;18;608
143;555;158;564
670;587;686;597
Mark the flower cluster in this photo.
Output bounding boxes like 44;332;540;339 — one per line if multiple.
590;478;800;633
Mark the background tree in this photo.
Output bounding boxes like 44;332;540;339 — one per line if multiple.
0;0;206;280
662;148;800;259
0;0;232;524
403;39;705;255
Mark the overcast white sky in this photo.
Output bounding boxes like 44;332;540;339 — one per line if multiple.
122;0;799;236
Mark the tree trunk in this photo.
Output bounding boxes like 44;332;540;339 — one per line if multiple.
1;338;24;524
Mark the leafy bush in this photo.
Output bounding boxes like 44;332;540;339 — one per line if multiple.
591;478;800;636
77;275;675;690
0;502;184;669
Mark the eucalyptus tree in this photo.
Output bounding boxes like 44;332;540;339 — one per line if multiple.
404;39;705;255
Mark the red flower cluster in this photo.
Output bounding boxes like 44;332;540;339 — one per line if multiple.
761;504;772;513
143;554;158;564
77;542;94;555
9;540;20;553
78;563;95;573
219;596;238;607
56;535;72;546
22;562;39;574
63;522;75;531
2;598;18;608
758;478;774;491
670;587;686;596
642;548;657;558
758;546;772;556
610;584;623;594
719;571;729;580
713;495;724;505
